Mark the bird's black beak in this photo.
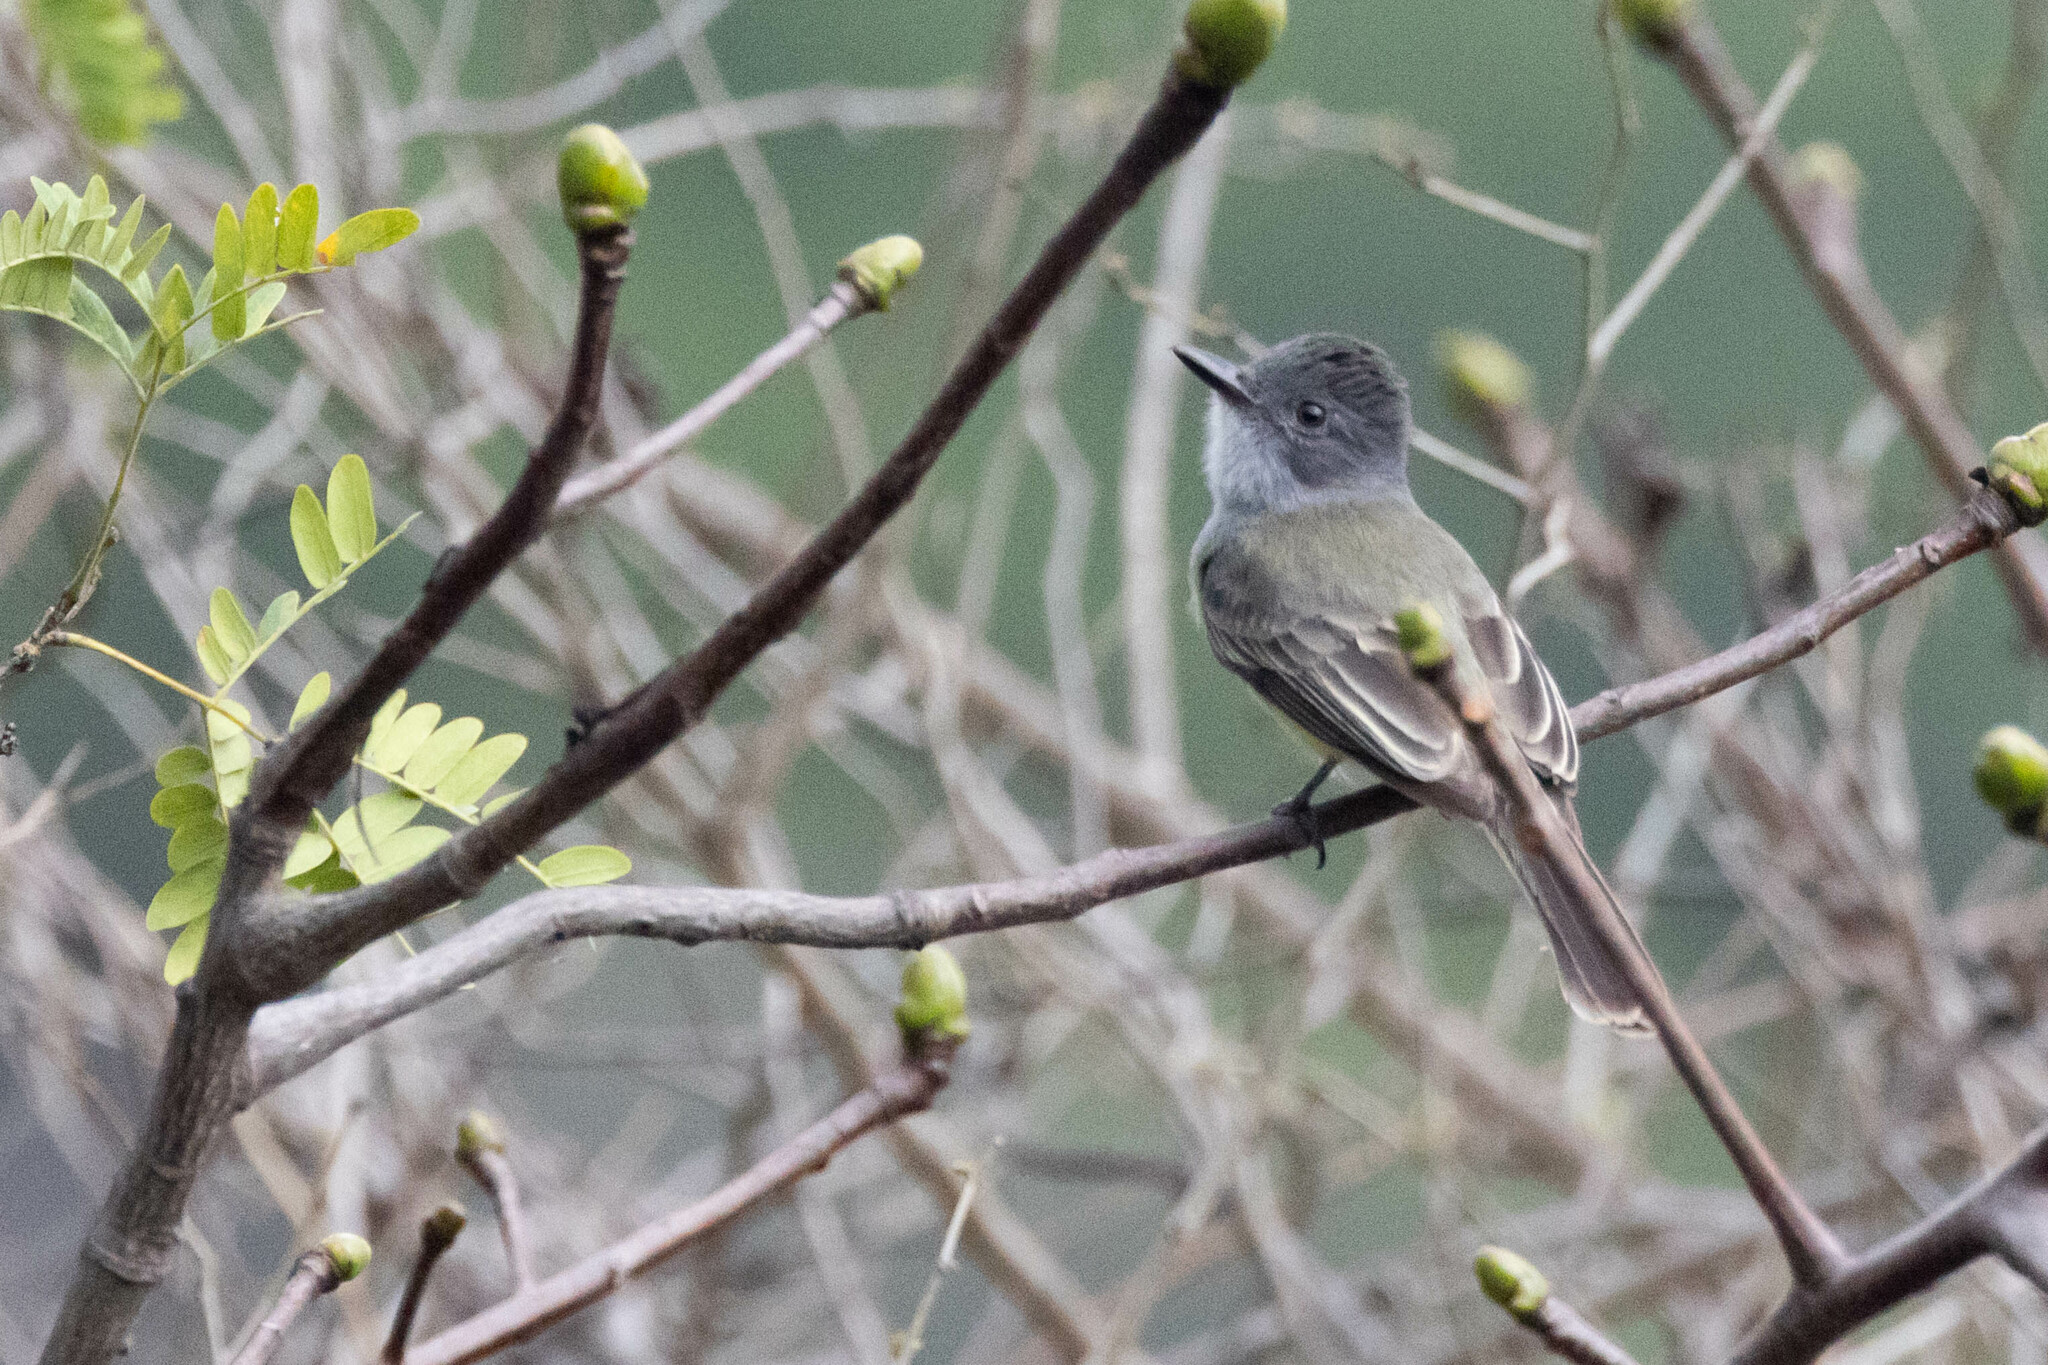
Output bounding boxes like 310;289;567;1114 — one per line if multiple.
1173;345;1254;408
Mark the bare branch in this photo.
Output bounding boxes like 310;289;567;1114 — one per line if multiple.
403;1046;956;1365
1649;9;2048;649
455;1113;534;1289
272;62;1240;978
227;1238;365;1365
382;1204;466;1365
1417;615;1848;1286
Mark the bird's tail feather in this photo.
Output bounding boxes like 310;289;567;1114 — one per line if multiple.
1482;812;1651;1033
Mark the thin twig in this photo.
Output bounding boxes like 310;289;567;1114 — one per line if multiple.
245;488;2023;1093
226;1243;352;1365
1419;643;1849;1286
892;1144;992;1364
1652;8;2048;648
382;1204;466;1365
404;1047;957;1365
455;1114;534;1289
275;61;1240;982
552;282;867;516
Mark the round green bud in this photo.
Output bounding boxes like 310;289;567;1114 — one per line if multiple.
320;1232;373;1282
1437;330;1532;422
894;944;970;1044
1976;726;2048;830
1394;602;1454;672
838;235;924;311
1790;142;1863;202
1473;1245;1549;1321
423;1202;468;1247
1175;0;1286;90
1989;421;2048;527
455;1109;504;1160
558;124;649;233
1612;0;1692;43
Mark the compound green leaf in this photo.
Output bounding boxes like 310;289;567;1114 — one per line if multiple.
403;717;484;792
148;858;223;930
194;627;231;687
150;783;215;829
326;454;376;561
207;701;254;808
209;587;256;663
164;918;207;985
123;222;171;281
291;672;331;730
210;204;243;342
435;732;527;808
257;590;301;643
350;825;451;884
364;689;408;757
106;195;144;270
332;790;425;857
66;276;132;369
537;845;632;887
156;746;210;787
167;815;228;872
277;184;319;272
368;701;441;772
290;485;343;588
284;827;335;880
244;281;286;336
243;184;278;277
316;208;419;266
285;854;358;894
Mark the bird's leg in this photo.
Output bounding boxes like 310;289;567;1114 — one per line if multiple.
1273;757;1339;869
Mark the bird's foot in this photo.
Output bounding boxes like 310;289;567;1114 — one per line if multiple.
1273;758;1339;869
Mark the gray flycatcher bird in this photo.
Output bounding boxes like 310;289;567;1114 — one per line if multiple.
1176;333;1648;1030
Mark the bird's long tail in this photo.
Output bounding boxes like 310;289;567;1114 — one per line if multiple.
1483;802;1651;1033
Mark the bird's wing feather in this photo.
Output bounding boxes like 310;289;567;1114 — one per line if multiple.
1459;604;1578;786
1204;605;1465;785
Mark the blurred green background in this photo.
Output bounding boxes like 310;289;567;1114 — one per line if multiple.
6;0;2048;1352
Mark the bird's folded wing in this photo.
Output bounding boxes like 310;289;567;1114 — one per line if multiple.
1458;603;1579;787
1204;608;1464;785
1205;595;1580;792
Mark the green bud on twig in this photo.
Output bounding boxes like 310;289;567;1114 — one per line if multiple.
1989;421;2048;527
1395;603;1454;672
1790;142;1863;203
1175;0;1286;90
455;1109;504;1160
1437;330;1531;425
838;235;924;311
895;944;971;1047
1474;1245;1549;1321
558;124;649;234
423;1202;468;1247
1611;0;1691;44
320;1232;373;1282
1976;725;2048;834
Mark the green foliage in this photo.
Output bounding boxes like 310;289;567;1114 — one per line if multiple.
130;458;627;984
23;0;183;145
0;177;418;398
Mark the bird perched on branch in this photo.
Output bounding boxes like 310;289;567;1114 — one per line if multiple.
1178;334;1648;1030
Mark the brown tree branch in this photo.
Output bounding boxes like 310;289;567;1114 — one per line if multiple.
1644;9;2048;650
251;63;1238;996
455;1113;535;1290
382;1205;467;1365
227;1239;362;1365
1420;626;1848;1287
401;1045;956;1365
244;488;2027;1100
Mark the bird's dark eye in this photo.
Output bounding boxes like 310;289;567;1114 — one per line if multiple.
1297;401;1326;428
